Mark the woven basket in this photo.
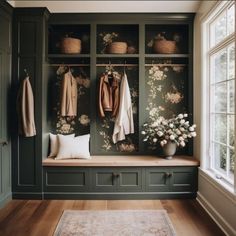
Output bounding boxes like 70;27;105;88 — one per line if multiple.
61;37;82;54
108;42;127;54
153;39;177;54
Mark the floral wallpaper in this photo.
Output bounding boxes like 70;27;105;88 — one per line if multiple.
95;65;139;153
50;66;90;136
48;58;189;154
145;59;188;151
145;60;187;118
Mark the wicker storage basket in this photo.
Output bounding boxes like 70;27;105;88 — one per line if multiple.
61;37;82;54
153;39;177;54
108;42;127;54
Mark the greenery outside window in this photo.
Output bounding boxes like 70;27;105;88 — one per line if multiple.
204;1;235;186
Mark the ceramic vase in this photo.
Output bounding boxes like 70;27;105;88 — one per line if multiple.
162;141;177;160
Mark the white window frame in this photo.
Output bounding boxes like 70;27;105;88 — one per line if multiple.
201;0;235;191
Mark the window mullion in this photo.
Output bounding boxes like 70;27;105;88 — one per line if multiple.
209;35;235;56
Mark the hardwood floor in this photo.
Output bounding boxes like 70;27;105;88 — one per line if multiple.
0;199;225;236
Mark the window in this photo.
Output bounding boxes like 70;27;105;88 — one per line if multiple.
204;1;235;186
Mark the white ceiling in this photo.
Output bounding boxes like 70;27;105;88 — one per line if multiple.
7;1;201;13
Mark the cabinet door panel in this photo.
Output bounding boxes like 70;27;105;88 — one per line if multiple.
91;168;116;192
117;168;143;192
0;2;12;206
170;167;197;192
146;168;170;192
44;167;89;192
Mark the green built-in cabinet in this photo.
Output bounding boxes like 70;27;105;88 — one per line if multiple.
0;1;13;207
12;8;49;199
43;165;198;199
11;10;195;199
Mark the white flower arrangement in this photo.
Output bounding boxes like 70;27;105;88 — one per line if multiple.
142;113;197;147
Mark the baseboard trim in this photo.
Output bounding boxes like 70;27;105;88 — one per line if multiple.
43;192;196;200
0;192;12;208
197;192;236;236
12;192;43;200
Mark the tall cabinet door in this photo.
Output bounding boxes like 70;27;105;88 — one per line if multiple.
0;2;12;207
11;8;49;199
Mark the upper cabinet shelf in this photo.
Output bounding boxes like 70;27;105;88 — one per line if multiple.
145;54;189;58
48;24;90;54
48;54;90;58
97;24;139;55
145;24;189;54
96;54;139;58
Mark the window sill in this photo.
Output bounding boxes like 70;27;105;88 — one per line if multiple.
199;167;236;204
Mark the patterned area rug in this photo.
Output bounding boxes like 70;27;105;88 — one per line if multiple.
54;210;176;236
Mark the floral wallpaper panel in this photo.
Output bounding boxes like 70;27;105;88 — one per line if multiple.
49;66;90;136
145;59;189;151
95;64;139;153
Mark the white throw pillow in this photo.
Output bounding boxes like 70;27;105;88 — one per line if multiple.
55;134;90;160
49;133;75;157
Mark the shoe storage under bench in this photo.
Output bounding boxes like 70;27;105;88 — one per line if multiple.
42;155;199;199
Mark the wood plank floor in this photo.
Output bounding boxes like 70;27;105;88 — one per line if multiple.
0;199;225;236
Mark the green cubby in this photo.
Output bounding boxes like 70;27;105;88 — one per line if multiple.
44;15;193;156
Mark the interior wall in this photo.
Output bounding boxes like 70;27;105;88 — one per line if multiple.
194;1;236;235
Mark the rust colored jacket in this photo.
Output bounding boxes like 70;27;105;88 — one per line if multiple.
98;73;120;117
61;70;78;117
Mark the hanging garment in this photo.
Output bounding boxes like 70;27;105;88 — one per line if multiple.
98;73;120;118
17;76;36;137
112;72;134;144
61;70;78;117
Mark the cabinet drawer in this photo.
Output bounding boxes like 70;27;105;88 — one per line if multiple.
44;167;90;192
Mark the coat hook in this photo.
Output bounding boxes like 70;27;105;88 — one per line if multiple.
24;69;29;77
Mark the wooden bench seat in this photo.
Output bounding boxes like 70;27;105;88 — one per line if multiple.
42;155;200;167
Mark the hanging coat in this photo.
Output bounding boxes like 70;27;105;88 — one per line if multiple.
98;73;120;118
112;72;134;144
61;70;78;117
17;76;36;137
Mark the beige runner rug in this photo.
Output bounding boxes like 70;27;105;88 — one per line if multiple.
54;210;176;236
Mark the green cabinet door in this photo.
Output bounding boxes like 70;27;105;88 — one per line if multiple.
146;168;170;192
91;167;143;192
169;167;198;192
117;168;144;192
44;167;90;192
91;168;117;192
146;167;198;194
0;2;12;208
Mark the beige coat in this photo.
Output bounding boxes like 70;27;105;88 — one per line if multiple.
17;77;36;137
61;70;78;117
112;73;134;143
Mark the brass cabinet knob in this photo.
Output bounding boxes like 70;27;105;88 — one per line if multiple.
165;172;173;178
112;173;120;178
0;141;8;146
